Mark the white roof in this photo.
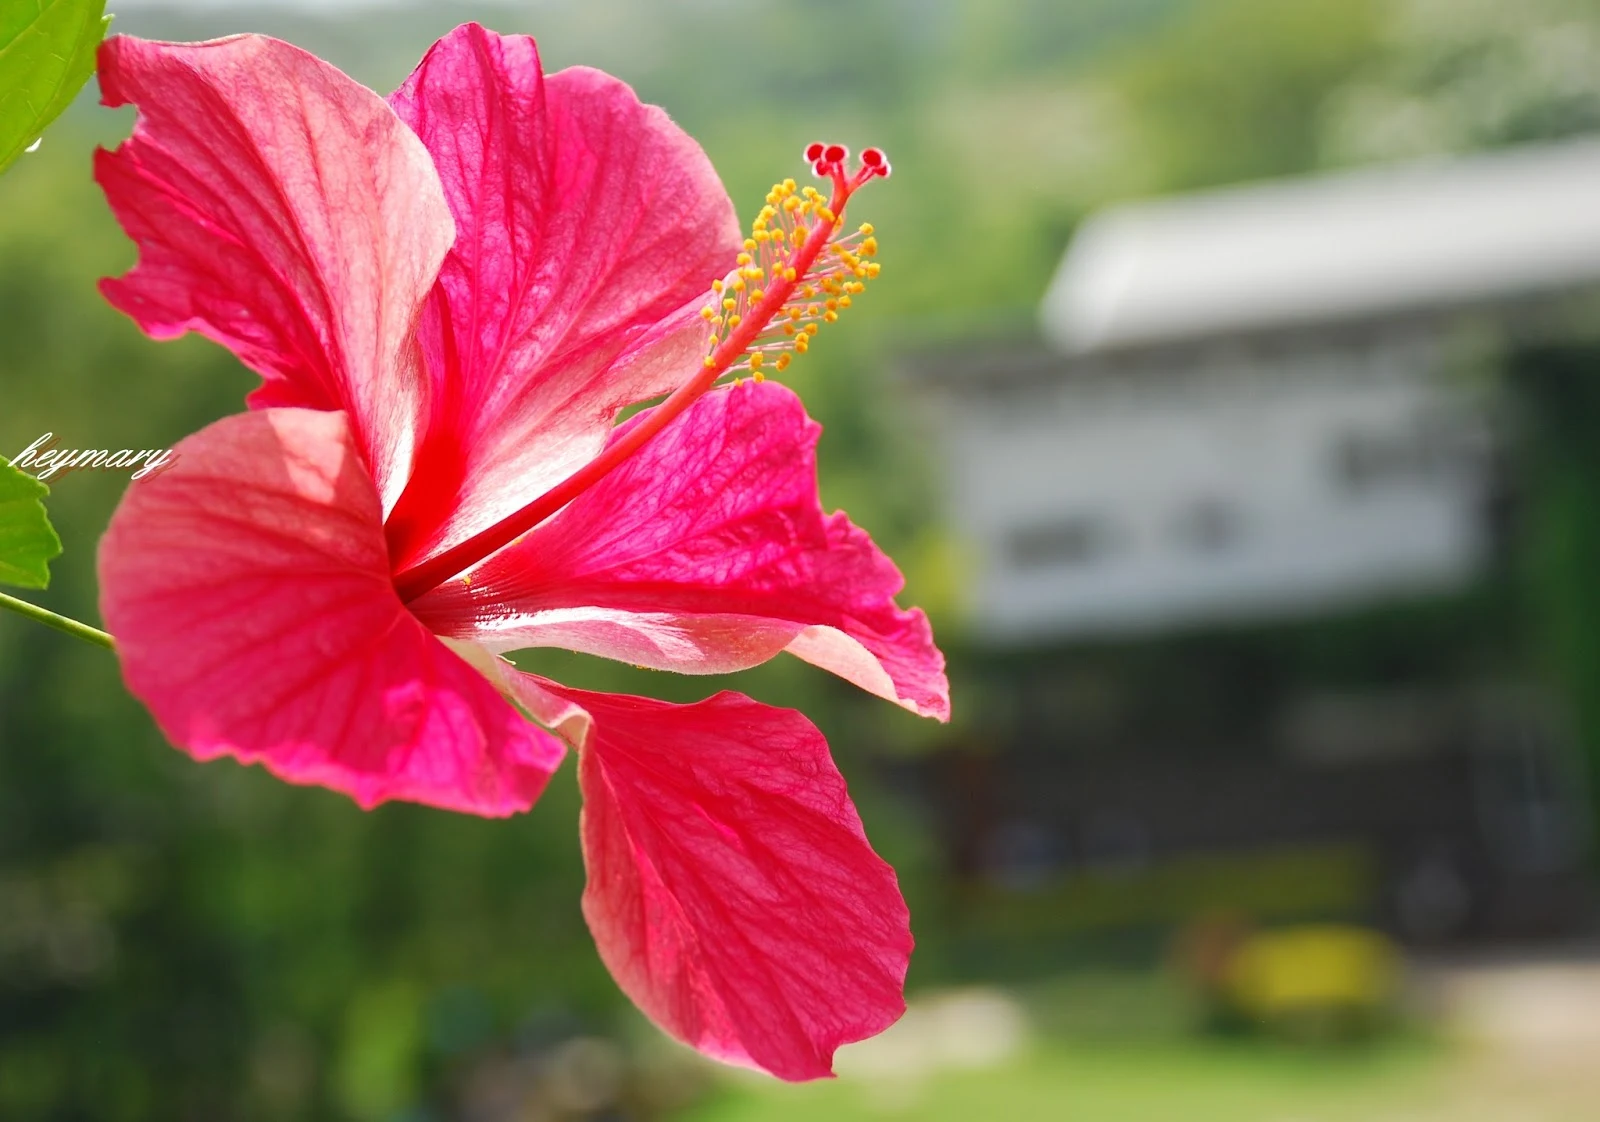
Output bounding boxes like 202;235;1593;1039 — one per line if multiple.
1043;138;1600;353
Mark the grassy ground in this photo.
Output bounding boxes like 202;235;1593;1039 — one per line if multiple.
687;1042;1435;1122
672;966;1600;1122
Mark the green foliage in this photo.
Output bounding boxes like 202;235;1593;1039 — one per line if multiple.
1510;343;1600;823
1323;0;1600;163
0;0;108;173
1105;0;1383;190
0;458;60;589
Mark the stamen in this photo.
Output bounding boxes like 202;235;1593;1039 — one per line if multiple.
391;144;891;603
698;150;885;383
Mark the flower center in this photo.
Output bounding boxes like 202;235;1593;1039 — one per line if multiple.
391;144;889;604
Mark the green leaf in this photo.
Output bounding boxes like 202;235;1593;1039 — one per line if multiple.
0;457;62;589
0;0;110;174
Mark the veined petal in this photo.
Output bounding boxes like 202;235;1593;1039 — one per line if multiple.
95;34;455;511
511;674;911;1081
97;408;564;816
411;380;950;721
384;23;740;566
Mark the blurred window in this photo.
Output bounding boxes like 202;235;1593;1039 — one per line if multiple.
1007;514;1115;570
1331;409;1464;493
1172;498;1244;553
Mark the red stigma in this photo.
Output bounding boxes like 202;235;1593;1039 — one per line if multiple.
859;147;890;178
824;144;847;165
804;141;825;162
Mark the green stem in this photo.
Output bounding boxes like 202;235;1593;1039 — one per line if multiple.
0;590;114;649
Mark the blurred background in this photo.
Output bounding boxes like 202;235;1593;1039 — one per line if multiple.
5;0;1600;1118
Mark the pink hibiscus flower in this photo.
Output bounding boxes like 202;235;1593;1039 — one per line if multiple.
92;23;947;1081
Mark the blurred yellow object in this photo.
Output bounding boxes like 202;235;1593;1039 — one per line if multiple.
1226;924;1399;1025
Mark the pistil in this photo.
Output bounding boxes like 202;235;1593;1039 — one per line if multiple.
391;145;889;604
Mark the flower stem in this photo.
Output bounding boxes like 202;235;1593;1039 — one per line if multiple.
0;591;114;650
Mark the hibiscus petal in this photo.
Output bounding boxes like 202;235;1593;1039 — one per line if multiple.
509;674;911;1080
98;408;564;815
95;34;455;511
384;23;740;565
411;380;950;721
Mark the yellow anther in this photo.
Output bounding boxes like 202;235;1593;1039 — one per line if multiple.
695;158;885;382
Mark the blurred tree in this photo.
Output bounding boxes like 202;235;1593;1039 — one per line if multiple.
1103;0;1383;190
1321;0;1600;163
1509;343;1600;836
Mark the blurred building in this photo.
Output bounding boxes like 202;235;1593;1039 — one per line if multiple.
910;140;1600;949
